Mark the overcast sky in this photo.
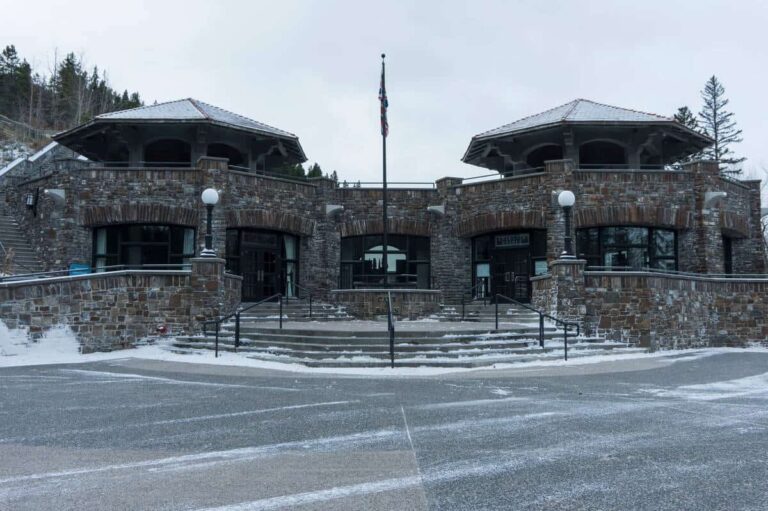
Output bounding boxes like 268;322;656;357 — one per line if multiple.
4;0;767;182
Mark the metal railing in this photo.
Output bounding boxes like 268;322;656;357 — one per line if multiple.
203;293;283;357
585;266;768;279
494;294;580;361
460;167;546;185
0;263;191;283
339;181;436;189
0;241;38;275
386;291;396;368
460;283;489;320
292;282;313;318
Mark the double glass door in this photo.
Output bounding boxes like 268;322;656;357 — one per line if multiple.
242;247;278;300
491;248;530;302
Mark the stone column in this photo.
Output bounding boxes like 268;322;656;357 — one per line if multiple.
547;259;587;325
689;161;724;273
544;159;575;262
196;157;229;258
189;257;228;329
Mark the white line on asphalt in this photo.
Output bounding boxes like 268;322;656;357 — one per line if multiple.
59;369;299;391
417;396;528;409
400;405;415;451
194;475;424;511
0;401;357;443
148;401;355;426
0;429;401;485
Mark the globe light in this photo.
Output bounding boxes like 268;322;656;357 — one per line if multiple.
201;188;219;205
558;190;575;208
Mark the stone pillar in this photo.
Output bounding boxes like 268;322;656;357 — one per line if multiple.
689;161;724;273
435;176;463;195
547;259;587;325
189;257;229;329
545;159;575;262
196;157;229;258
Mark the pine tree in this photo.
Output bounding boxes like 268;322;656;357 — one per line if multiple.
674;106;699;131
307;163;322;178
698;76;745;175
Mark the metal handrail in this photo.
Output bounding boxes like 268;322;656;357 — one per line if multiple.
291;282;313;318
0;241;38;274
460;282;489;320
340;181;436;189
494;293;580;361
585;266;768;279
203;293;283;357
386;291;395;368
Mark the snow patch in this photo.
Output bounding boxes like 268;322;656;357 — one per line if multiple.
640;371;768;401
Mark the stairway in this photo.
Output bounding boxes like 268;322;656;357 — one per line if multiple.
235;298;353;322
434;299;543;323
0;213;44;275
172;301;641;368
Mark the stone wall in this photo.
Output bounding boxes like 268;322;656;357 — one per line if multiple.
0;258;241;352
532;261;768;349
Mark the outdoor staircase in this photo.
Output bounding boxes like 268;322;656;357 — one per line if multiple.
0;213;44;275
433;299;543;323
172;301;642;368
234;298;353;322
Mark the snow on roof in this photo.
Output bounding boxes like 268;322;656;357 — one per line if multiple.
28;141;58;162
475;99;672;139
0;157;25;177
97;98;297;139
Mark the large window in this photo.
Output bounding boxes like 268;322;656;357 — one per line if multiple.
576;226;677;270
93;224;195;270
340;235;430;289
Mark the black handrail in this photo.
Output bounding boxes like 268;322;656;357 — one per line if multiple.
203;293;283;357
291;282;313;318
494;294;580;360
386;291;395;368
460;282;488;320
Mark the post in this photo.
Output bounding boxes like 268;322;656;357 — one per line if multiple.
564;326;569;361
495;296;499;331
309;295;313;318
279;294;283;330
380;53;389;287
461;295;465;321
563;206;572;257
539;314;544;348
215;322;219;358
205;204;214;254
234;312;240;351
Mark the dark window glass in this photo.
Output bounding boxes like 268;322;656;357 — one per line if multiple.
93;224;194;269
340;235;430;289
576;226;676;270
474;236;491;261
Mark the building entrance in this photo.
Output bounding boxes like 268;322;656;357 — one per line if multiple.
472;230;547;303
226;229;299;302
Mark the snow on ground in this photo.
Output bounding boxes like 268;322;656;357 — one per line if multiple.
639;371;768;401
1;320;767;376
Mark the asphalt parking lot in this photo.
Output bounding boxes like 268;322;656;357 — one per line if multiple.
1;351;767;510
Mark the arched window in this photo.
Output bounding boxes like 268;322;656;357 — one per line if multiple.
207;143;245;167
143;139;191;167
525;144;563;168
340;235;430;289
579;141;626;168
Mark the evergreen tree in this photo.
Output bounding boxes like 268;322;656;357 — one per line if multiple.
698;76;745;175
306;162;322;178
674;106;699;131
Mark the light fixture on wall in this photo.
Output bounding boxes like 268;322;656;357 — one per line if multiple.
201;188;220;257
558;190;576;259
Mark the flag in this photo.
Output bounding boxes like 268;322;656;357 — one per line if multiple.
379;58;388;138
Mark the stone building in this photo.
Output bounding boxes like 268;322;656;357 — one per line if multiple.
1;97;766;349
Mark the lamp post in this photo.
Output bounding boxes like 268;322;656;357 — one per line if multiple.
201;188;220;257
558;190;575;259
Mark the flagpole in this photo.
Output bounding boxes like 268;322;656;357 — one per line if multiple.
380;53;389;287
